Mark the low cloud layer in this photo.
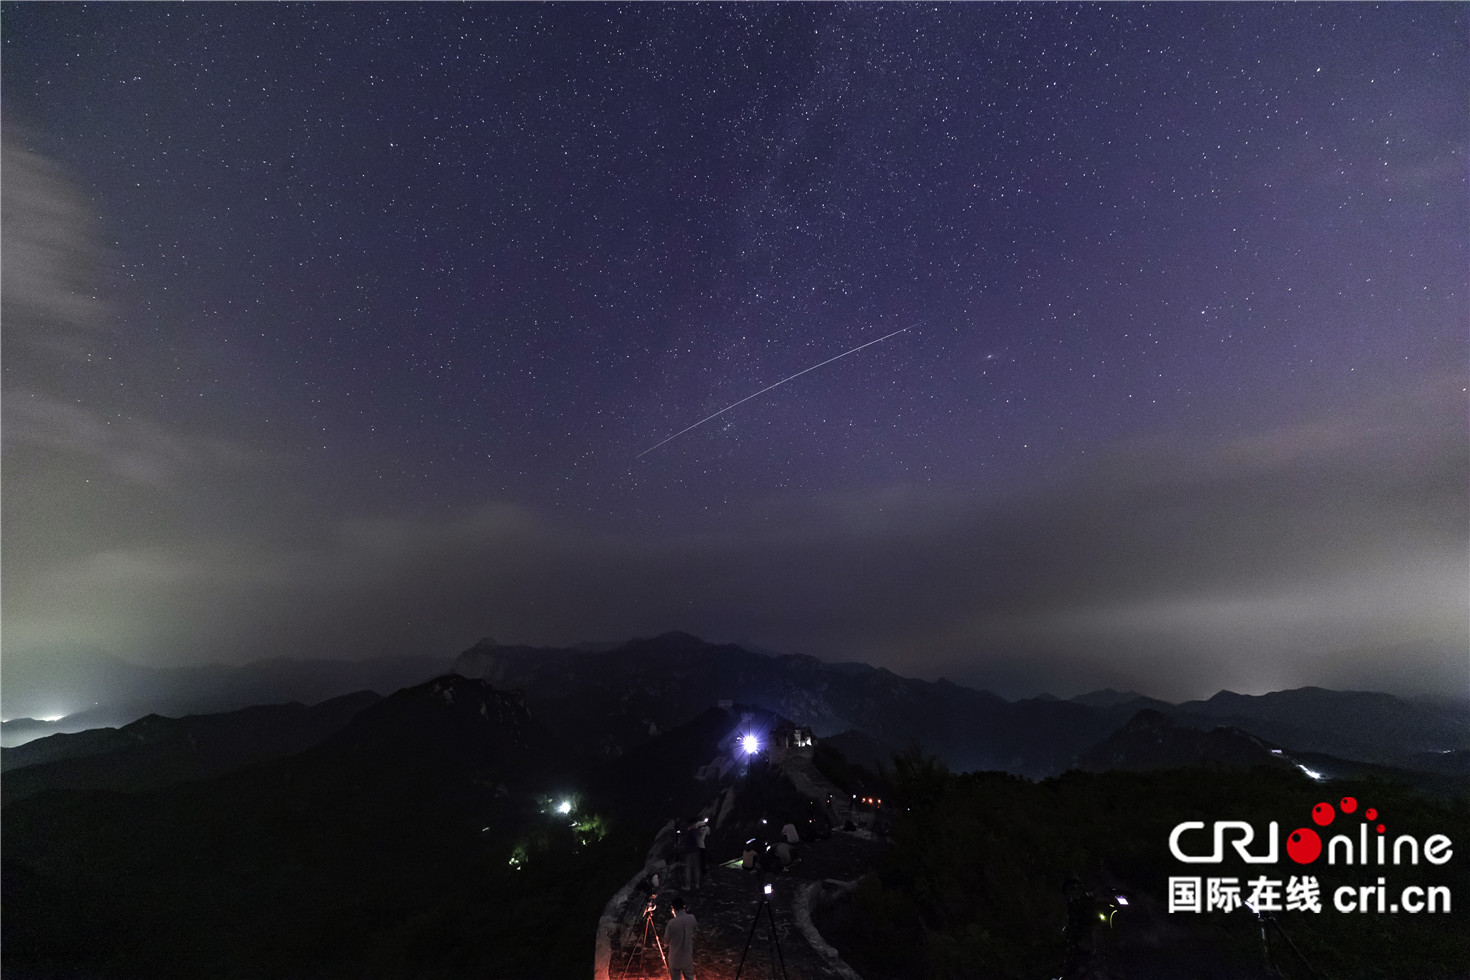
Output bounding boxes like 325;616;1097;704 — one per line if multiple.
8;376;1464;702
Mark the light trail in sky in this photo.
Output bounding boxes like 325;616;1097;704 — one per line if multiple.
637;325;912;459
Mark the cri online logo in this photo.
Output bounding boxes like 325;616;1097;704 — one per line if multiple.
1170;797;1453;867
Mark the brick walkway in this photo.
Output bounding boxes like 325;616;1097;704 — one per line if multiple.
606;830;885;980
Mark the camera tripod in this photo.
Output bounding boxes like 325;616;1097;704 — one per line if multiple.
618;897;668;979
734;889;787;980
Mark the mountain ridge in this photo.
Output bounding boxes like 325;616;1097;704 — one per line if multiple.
8;631;1465;781
452;631;1470;779
1;649;453;747
0;691;382;804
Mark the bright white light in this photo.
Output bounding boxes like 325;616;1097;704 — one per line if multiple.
741;734;759;754
1296;763;1326;782
557;800;572;815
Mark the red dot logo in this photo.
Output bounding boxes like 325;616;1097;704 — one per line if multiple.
1311;802;1335;826
1377;824;1386;834
1340;797;1358;814
1365;807;1378;821
1287;828;1322;864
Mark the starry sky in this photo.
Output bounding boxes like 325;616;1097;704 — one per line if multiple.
3;3;1466;704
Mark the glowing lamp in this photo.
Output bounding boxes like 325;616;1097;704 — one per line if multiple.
557;799;572;815
741;734;760;754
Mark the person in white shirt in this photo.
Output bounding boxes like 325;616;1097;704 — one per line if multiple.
663;896;697;980
696;817;711;877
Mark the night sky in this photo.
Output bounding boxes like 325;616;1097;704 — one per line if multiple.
3;3;1465;705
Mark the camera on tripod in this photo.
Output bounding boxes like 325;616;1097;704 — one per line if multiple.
619;891;668;978
735;880;786;979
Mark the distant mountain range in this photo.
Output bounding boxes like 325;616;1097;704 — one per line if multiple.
0;691;382;805
1165;686;1470;769
1075;707;1293;772
452;631;1470;780
9;632;1465;782
1;647;451;746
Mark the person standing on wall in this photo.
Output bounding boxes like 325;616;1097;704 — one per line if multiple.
680;816;701;891
696;816;711;878
664;895;698;980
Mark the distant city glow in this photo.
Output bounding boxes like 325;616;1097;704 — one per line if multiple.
6;713;72;724
741;734;760;754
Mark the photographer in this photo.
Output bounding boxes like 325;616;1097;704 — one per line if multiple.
663;896;698;980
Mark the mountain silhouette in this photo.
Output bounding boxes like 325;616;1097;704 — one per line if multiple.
1;647;450;747
453;632;1469;778
1075;707;1292;772
1;691;380;804
2;674;615;978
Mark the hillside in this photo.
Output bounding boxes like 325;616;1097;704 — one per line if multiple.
1;691;380;804
2;676;628;979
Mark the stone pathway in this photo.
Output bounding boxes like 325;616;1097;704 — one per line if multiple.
600;830;885;980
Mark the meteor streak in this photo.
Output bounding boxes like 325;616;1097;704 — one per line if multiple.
637;326;911;458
